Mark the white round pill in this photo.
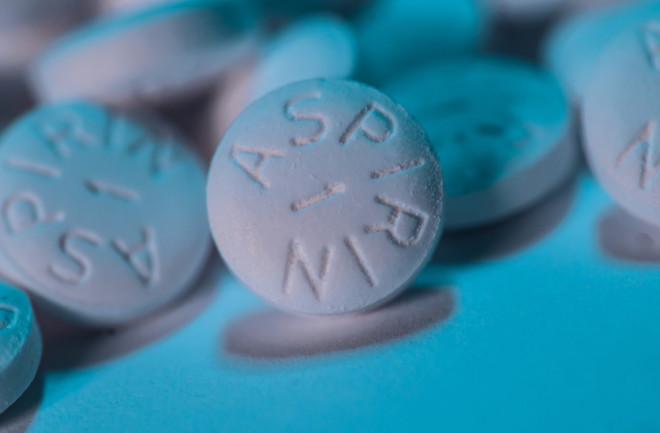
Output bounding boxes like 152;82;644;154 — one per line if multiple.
207;78;444;315
583;17;660;227
0;284;41;415
30;0;259;107
208;13;357;146
0;102;210;326
384;56;575;230
544;0;660;102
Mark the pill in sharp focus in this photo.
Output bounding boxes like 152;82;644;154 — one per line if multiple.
384;56;575;231
207;78;444;315
583;17;660;227
208;13;357;145
352;0;486;85
0;102;210;326
543;0;660;103
30;0;259;107
0;284;42;415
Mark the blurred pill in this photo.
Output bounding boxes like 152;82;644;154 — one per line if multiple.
352;0;487;85
0;284;42;415
385;56;575;231
208;13;357;145
0;102;210;326
544;0;660;102
30;0;260;108
583;16;660;227
207;78;444;315
0;0;92;75
96;0;189;15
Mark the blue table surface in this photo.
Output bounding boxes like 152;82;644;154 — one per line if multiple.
1;169;659;433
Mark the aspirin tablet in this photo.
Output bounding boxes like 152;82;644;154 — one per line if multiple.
544;0;660;102
207;78;444;315
0;284;42;415
352;0;486;85
583;17;660;227
0;102;210;326
208;13;357;146
30;0;259;107
384;56;575;230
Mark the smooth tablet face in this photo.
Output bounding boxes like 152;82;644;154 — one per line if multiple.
207;79;444;315
210;14;356;144
544;0;660;102
385;57;573;230
0;284;41;415
353;0;486;85
0;102;210;326
583;17;660;227
30;0;258;106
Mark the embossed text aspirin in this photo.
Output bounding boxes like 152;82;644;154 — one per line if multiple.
385;56;575;230
0;284;42;415
583;17;660;227
0;102;210;326
207;79;444;315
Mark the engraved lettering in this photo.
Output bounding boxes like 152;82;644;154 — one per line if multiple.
0;305;17;330
5;158;62;178
371;158;425;179
365;196;429;248
616;121;660;189
48;229;103;285
644;21;660;72
345;236;377;287
291;183;346;212
3;191;65;233
85;179;141;202
112;227;160;287
340;103;396;146
40;111;97;158
282;240;333;301
231;144;285;189
285;92;326;147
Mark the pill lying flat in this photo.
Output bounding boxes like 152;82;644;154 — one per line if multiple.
384;56;575;230
0;0;91;74
583;17;660;227
0;102;210;326
30;0;259;107
352;0;486;85
207;78;444;315
0;284;42;415
543;0;660;102
208;13;357;145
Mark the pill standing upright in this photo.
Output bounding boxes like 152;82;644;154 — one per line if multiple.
207;78;444;315
209;13;357;145
0;102;210;326
583;15;660;227
384;56;575;230
0;284;42;415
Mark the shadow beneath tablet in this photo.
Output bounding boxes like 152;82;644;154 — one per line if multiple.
487;12;561;62
432;176;577;263
222;286;456;360
598;206;660;264
0;371;43;433
39;254;223;371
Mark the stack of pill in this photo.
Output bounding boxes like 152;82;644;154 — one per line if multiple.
0;0;655;418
